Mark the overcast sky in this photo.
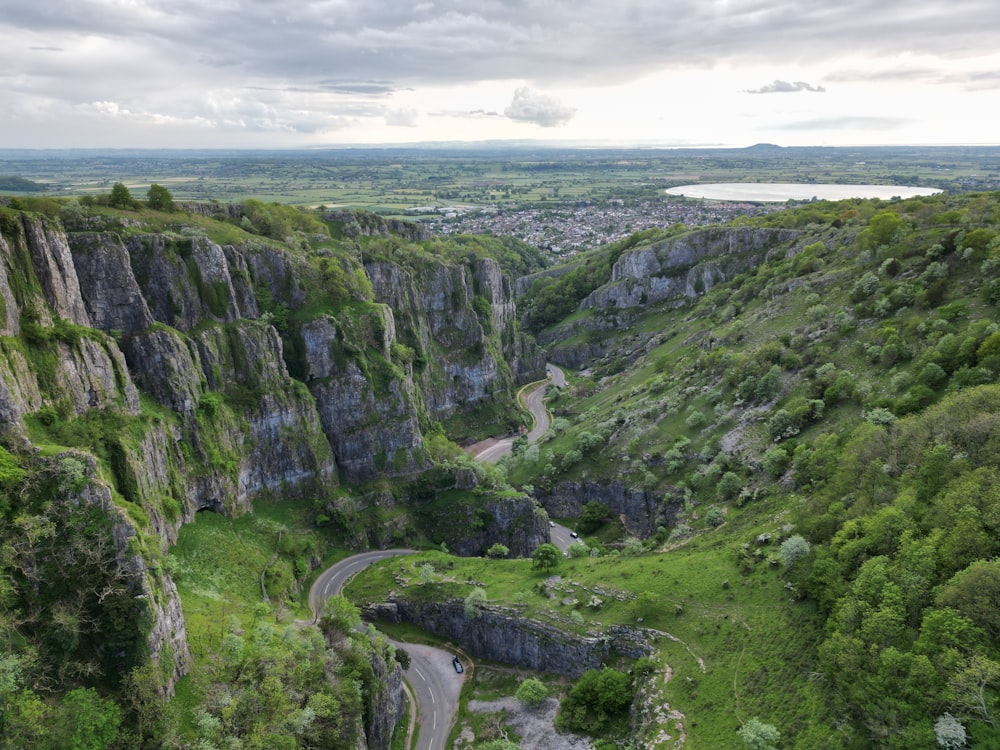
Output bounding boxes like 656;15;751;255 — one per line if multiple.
3;0;999;149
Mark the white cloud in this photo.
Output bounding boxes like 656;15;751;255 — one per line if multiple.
746;80;826;94
385;107;418;127
504;88;576;128
2;0;1000;146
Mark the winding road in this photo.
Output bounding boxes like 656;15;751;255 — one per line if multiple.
474;363;566;464
310;363;570;749
309;550;463;750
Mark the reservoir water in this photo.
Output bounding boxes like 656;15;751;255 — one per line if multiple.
665;182;942;202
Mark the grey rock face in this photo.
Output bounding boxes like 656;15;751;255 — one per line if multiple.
69;232;154;334
364;641;405;750
366;256;544;423
535;481;682;539
581;227;799;310
76;461;191;691
22;216;92;326
125;235;251;330
123;327;203;414
57;337;141;416
368;599;615;676
310;361;426;483
442;494;551;557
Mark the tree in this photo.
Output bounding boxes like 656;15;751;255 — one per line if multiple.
556;667;633;735
780;535;811;569
108;182;136;209
511;435;528;456
936;560;1000;640
578;500;608;534
531;543;560;572
464;587;487;618
567;541;590;558
738;717;781;750
393;647;411;671
53;688;122;750
146;183;176;212
515;677;549;707
934;713;968;748
486;543;509;559
949;655;1000;727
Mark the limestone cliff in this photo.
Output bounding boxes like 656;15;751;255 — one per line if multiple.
365;255;544;424
534;480;683;539
581;227;799;310
366;597;654;676
0;205;543;698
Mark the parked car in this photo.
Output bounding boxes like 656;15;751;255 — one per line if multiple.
452;655;464;674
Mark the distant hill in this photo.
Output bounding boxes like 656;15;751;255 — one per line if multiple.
0;175;47;192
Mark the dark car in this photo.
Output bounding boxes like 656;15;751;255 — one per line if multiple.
452;655;464;674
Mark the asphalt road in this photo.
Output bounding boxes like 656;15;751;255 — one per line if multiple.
309;550;464;750
548;522;578;553
475;363;566;464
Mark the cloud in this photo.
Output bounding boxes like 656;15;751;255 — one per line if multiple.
385;108;418;127
774;116;908;131
746;80;826;94
503;88;576;128
2;0;1000;145
6;0;1000;92
828;66;1000;91
428;109;502;119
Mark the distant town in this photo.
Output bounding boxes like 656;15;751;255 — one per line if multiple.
424;198;784;256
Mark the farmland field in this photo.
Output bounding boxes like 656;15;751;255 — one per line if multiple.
3;144;999;218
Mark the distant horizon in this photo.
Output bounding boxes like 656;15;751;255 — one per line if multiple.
3;140;1000;156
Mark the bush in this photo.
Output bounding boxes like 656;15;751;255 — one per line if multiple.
717;471;743;501
780;534;811;568
486;543;509;559
515;677;549;707
556;668;633;735
685;410;707;430
738;717;781;750
762;446;791;477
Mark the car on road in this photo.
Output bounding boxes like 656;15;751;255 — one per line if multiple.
549;521;555;527
570;531;579;538
452;655;464;674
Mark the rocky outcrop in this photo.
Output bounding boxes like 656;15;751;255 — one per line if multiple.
581;227;799;310
368;598;656;677
301;313;426;483
534;481;682;539
365;639;406;750
122;327;203;414
435;493;551;557
124;234;255;330
69;232;154;334
22;215;92;325
326;210;429;242
71;453;191;690
365;256;544;422
368;598;609;676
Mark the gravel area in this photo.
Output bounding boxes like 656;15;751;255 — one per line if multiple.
461;696;593;749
